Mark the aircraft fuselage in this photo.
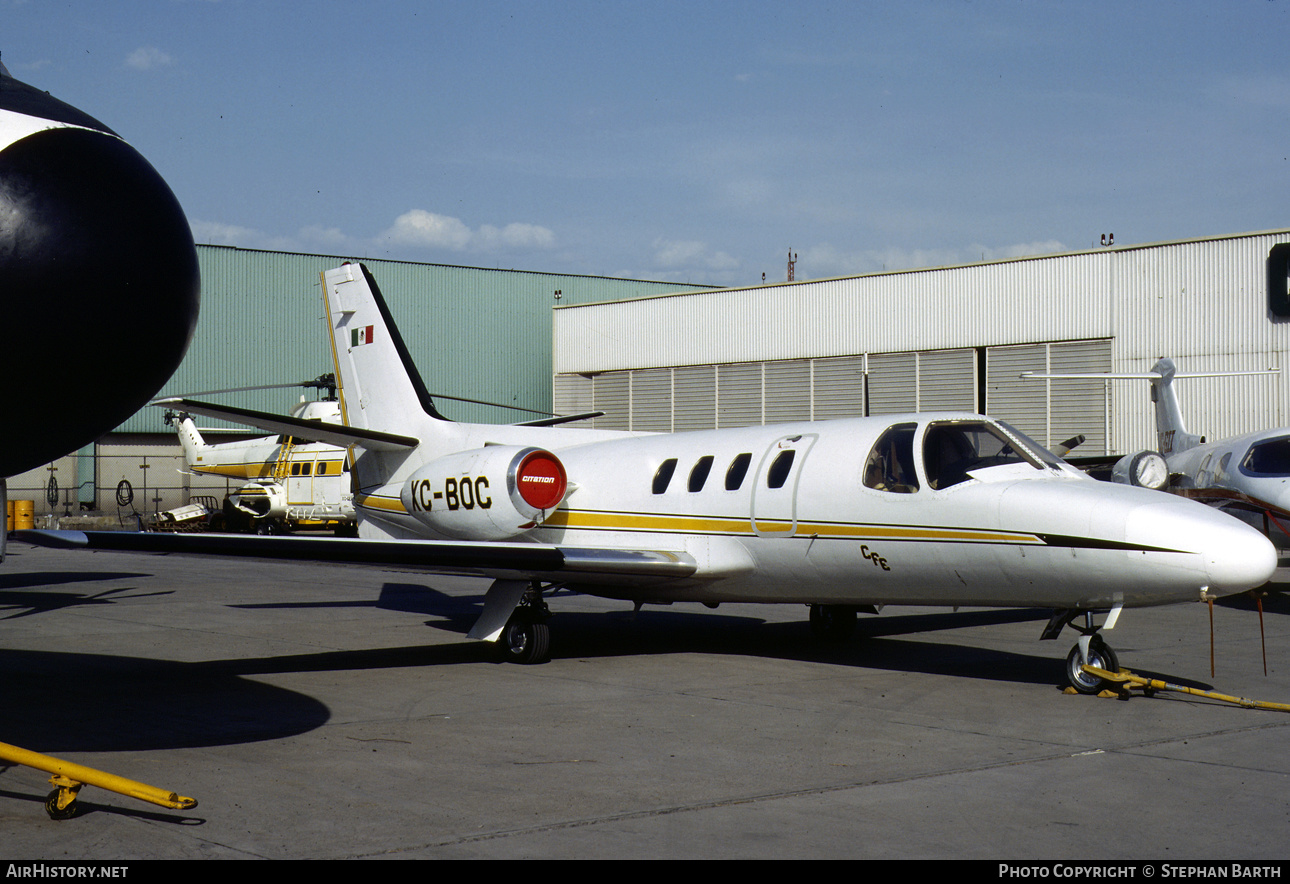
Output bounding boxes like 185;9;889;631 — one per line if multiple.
350;413;1273;612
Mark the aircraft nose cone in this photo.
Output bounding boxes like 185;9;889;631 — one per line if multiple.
1123;494;1277;596
1203;516;1278;596
0;116;200;476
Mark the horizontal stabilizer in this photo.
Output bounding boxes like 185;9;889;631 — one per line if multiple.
151;398;418;450
15;530;697;585
1021;369;1280;380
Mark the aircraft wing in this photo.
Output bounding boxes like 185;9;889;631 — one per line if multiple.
15;530;697;585
151;398;418;451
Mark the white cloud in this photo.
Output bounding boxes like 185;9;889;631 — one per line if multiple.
126;47;173;71
189;220;274;248
652;237;738;271
190;220;356;254
383;210;473;250
381;210;555;253
192;210;558;260
478;222;556;249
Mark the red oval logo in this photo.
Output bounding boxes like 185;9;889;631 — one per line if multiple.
516;450;567;510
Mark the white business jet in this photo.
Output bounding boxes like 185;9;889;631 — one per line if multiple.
1030;357;1290;546
23;268;1277;695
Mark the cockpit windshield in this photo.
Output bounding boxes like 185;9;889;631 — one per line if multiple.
922;420;1054;490
1240;436;1290;476
863;419;1060;494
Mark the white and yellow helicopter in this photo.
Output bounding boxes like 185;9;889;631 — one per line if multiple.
163;378;355;534
23;266;1278;695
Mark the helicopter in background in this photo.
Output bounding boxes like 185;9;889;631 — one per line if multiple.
162;375;355;535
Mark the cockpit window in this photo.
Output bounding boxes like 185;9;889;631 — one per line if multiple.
863;423;919;493
922;420;1046;490
1241;437;1290;475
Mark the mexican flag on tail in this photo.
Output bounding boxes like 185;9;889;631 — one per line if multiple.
351;325;375;347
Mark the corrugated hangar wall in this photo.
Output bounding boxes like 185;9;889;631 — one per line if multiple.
11;246;710;514
150;246;713;431
553;229;1290;459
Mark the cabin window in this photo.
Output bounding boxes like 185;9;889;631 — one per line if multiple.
1241;437;1290;475
766;450;796;489
726;452;752;490
301;463;312;476
317;462;327;476
652;458;678;494
688;456;714;492
863;423;919;493
290;463;301;476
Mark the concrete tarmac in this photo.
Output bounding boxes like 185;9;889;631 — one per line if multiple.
1;541;1288;860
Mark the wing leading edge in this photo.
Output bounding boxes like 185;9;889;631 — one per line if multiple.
15;530;697;584
150;398;418;451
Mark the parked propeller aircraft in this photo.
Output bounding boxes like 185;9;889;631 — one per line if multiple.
1026;357;1290;546
167;399;356;534
21;266;1279;695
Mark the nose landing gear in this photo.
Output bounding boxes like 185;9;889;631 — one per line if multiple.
1044;607;1123;694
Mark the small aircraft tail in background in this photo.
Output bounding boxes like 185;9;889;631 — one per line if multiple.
1147;358;1207;456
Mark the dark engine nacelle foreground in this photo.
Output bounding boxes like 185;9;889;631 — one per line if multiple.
0;66;200;478
400;446;568;540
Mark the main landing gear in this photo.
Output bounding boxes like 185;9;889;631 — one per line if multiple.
807;604;881;642
809;604;858;641
1043;609;1122;694
498;584;552;665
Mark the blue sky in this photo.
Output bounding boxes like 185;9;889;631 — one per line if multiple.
7;0;1288;286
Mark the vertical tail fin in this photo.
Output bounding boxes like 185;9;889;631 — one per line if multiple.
321;263;448;434
172;414;208;468
1149;358;1204;456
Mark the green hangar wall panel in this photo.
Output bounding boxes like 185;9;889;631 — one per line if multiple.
115;246;712;434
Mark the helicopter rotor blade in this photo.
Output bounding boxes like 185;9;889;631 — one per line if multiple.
156;374;336;399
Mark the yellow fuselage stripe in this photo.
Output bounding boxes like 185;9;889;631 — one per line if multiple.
354;496;1041;545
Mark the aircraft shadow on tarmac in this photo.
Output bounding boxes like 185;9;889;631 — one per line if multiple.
0;646;333;754
240;578;1091;686
233;579;1245;691
6;578;1263;757
0;569;165;620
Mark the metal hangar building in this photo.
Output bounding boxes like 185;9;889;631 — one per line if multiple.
552;228;1290;460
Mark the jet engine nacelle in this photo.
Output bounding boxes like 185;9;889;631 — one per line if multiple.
400;446;568;540
1110;450;1169;490
230;482;288;519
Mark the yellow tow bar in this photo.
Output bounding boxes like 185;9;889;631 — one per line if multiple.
1081;666;1290;713
0;739;198;819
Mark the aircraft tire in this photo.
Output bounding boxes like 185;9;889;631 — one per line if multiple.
501;617;551;665
1065;637;1120;695
809;604;857;641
